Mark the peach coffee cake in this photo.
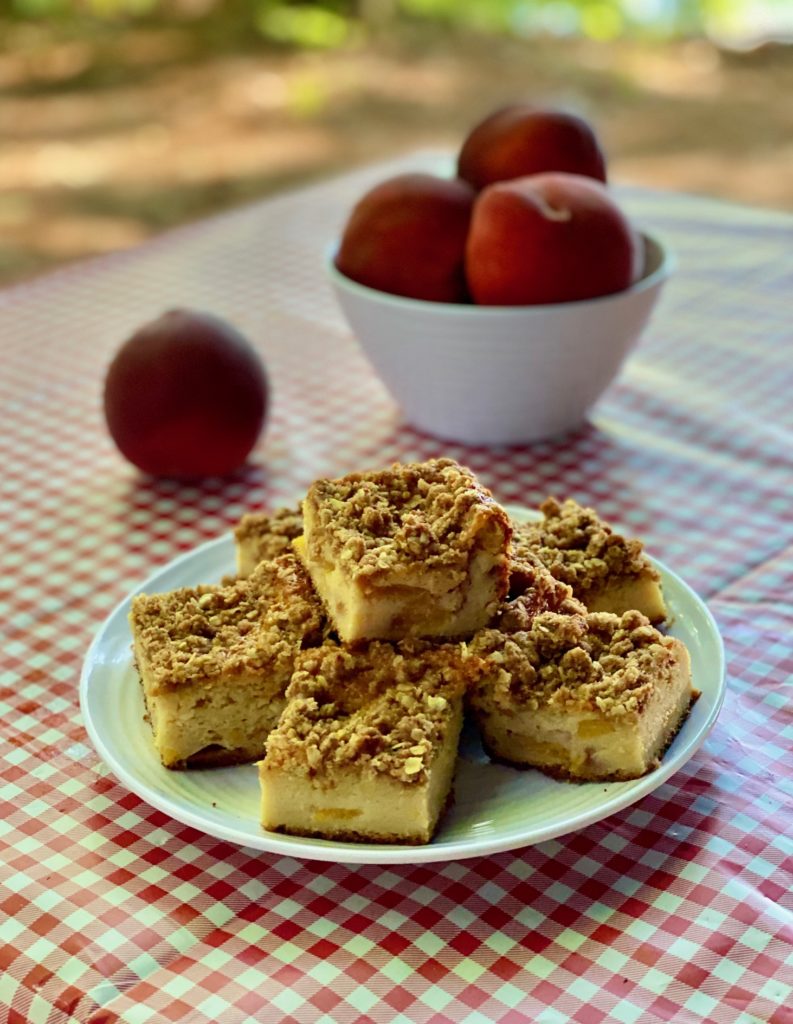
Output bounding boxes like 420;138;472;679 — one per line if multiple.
130;553;325;769
512;497;667;623
129;458;697;845
470;610;693;781
260;639;476;844
234;506;303;578
294;458;512;642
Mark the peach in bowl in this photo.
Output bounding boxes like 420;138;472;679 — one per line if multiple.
327;225;673;447
327;105;674;445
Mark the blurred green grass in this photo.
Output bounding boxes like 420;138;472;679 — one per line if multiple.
4;0;791;46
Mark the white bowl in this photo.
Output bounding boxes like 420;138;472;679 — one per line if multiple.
327;232;673;445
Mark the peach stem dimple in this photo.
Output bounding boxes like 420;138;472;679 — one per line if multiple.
535;196;572;222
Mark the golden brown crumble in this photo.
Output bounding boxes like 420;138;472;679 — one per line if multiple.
472;609;677;718
512;498;657;594
302;458;511;581
499;551;586;632
130;553;326;693
263;638;477;785
234;507;304;561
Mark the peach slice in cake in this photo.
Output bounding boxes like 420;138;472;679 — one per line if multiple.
294;458;511;643
470;609;695;782
512;497;667;623
130;553;325;769
259;638;477;844
233;506;304;577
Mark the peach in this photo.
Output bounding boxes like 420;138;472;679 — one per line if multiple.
335;172;475;303
458;106;607;191
465;173;640;306
103;309;268;478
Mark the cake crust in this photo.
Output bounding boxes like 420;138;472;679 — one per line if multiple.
265;788;456;846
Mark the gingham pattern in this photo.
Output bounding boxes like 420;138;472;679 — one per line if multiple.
1;155;791;1024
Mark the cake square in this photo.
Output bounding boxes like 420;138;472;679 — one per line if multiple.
234;506;304;577
130;553;326;769
294;458;512;642
259;638;477;844
470;609;695;781
512;497;667;623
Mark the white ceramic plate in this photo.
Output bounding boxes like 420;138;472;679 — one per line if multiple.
80;507;725;865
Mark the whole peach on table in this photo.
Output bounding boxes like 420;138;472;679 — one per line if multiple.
103;309;268;478
457;105;607;191
465;172;641;306
334;172;476;303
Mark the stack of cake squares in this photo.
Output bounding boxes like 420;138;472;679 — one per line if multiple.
130;458;695;846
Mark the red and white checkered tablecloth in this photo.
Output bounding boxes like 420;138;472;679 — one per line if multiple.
1;154;791;1024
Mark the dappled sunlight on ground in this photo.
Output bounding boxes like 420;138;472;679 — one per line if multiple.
1;20;791;285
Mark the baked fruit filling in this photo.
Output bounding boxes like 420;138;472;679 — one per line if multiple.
470;609;696;781
512;497;667;623
259;639;476;844
295;458;512;642
129;553;326;769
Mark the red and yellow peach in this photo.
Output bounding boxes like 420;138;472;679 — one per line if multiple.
335;172;475;303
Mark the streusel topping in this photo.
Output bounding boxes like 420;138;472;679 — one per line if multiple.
472;609;677;717
303;458;511;580
264;638;475;784
499;551;586;632
234;507;304;560
131;553;326;692
512;498;656;593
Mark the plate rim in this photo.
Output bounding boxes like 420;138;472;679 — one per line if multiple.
79;508;726;865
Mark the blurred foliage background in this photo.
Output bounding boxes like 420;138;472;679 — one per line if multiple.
1;0;791;284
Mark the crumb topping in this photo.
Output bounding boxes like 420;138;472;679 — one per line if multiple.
499;551;586;632
512;498;656;594
264;638;475;784
131;553;326;691
472;608;677;717
234;507;304;561
303;458;511;581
